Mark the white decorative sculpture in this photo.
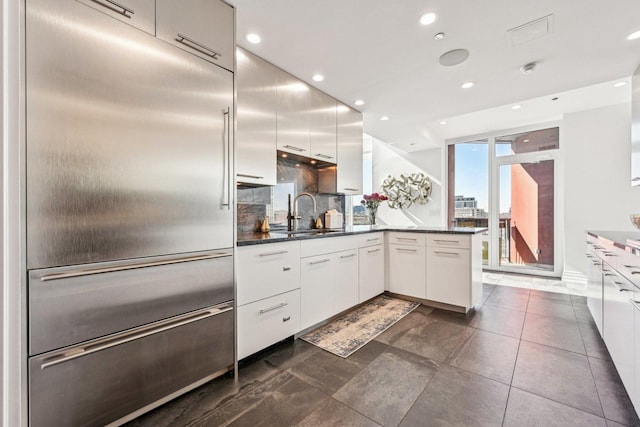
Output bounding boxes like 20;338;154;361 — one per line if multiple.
381;173;432;209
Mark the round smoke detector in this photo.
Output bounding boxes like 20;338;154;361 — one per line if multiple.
439;49;470;67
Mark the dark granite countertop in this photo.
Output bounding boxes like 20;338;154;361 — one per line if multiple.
587;230;640;256
238;225;487;246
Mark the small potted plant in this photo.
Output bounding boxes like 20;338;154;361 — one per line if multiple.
361;193;388;225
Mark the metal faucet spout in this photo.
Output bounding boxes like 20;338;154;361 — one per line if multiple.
287;192;317;231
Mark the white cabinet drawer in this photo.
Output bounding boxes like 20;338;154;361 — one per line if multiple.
237;242;301;306
426;234;470;249
300;235;358;258
237;290;300;359
359;232;384;248
387;232;425;247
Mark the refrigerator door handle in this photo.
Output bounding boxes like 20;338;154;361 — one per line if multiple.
39;253;232;282
222;107;232;210
39;302;234;370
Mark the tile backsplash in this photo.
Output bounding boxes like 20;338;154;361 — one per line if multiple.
237;158;345;233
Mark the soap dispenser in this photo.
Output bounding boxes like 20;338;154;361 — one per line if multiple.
315;217;323;229
260;217;271;233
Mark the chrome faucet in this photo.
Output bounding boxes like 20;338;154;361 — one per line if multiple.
287;192;317;231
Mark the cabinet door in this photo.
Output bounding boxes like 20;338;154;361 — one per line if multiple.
333;250;359;314
156;0;234;71
336;104;363;194
236;49;277;185
309;88;337;163
77;0;155;34
602;267;635;395
276;70;311;155
388;245;425;298
633;290;640;412
300;254;335;330
426;247;470;307
586;250;603;335
359;245;385;302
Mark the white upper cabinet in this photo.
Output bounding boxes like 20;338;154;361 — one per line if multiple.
156;0;234;71
336;103;363;194
236;49;277;185
77;0;155;35
309;88;337;163
276;70;311;155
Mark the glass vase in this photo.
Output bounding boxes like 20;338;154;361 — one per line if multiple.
368;208;377;225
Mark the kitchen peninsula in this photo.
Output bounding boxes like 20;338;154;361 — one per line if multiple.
236;225;485;360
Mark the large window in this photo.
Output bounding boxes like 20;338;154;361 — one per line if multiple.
448;126;560;276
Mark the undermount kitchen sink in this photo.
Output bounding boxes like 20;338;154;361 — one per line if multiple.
271;229;343;236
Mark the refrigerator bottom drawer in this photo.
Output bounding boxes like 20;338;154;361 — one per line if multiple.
29;304;234;427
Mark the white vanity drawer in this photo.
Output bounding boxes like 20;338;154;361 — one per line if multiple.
237;241;301;306
386;232;425;247
359;232;384;248
237;289;300;359
426;234;470;249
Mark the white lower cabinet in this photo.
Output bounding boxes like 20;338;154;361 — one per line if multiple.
633;289;640;412
426;246;470;307
300;236;359;330
359;244;385;302
425;234;482;309
237;290;300;360
300;253;338;330
236;241;301;359
602;264;635;396
333;250;359;314
387;244;426;299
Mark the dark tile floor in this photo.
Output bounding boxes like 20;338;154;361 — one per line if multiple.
126;284;640;427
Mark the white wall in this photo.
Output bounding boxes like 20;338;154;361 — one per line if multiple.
562;102;639;280
372;138;444;227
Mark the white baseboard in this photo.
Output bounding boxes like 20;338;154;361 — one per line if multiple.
561;269;588;287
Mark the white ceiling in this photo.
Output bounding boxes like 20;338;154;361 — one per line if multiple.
227;0;640;151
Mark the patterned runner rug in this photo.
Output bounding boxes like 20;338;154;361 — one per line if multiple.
300;295;420;358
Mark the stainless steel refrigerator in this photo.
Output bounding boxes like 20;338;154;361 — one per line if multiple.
25;0;235;425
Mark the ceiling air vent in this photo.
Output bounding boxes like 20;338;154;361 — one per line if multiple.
507;14;554;47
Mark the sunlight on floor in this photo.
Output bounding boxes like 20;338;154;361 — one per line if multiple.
483;271;587;296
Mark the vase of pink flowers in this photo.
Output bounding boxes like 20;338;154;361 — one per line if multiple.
361;193;388;225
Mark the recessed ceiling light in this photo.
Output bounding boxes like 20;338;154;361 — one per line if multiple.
281;153;288;158
440;120;447;125
523;139;530;143
312;74;324;82
434;32;445;40
627;30;640;40
380;116;390;121
245;33;261;44
419;12;436;26
310;160;317;164
461;81;474;89
354;100;365;106
613;81;627;88
512;105;522;110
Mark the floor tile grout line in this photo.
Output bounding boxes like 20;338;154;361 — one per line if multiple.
508;385;610;421
519;336;588;358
